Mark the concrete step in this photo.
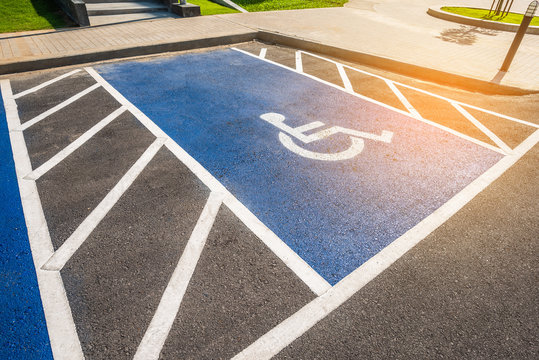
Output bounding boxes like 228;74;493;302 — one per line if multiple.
89;11;178;26
86;2;168;16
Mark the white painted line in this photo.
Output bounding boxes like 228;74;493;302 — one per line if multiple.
41;137;166;271
296;49;538;130
286;131;361;160
222;194;332;295
452;102;511;154
1;80;84;360
134;191;224;360
384;79;422;119
18;83;100;131
232;48;505;156
88;66;331;296
259;47;267;59
260;112;392;161
293;121;325;134
12;69;82;99
295;51;303;73
451;102;539;129
25;106;127;181
85;67;168;139
410;117;505;155
336;63;353;92
299;49;390;82
233;128;539;360
164;140;331;296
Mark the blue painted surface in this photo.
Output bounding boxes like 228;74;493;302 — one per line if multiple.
97;50;503;284
0;93;53;359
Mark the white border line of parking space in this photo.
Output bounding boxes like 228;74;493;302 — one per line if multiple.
383;78;422;119
451;102;512;154
17;83;100;131
84;67;332;297
1;80;85;360
233;128;539;360
42;137;167;271
295;50;303;73
134;191;224;360
336;63;353;93
25;106;127;181
295;49;539;129
12;69;82;99
232;48;508;156
4;47;536;359
226;44;539;359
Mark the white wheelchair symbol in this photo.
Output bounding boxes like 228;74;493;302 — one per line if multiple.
260;113;394;161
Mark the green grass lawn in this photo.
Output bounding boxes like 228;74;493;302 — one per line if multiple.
189;0;239;15
189;0;348;16
442;6;539;26
0;0;69;33
232;0;348;12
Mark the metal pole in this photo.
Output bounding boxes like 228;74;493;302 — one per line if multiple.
501;0;511;17
504;0;515;17
489;0;497;16
500;1;538;71
495;0;504;15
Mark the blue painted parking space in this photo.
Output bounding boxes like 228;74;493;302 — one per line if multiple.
95;49;504;284
0;95;53;359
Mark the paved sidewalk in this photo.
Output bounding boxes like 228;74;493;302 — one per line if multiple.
1;0;538;91
222;0;539;91
0;16;256;73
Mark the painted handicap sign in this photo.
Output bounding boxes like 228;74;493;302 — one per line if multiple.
260;112;393;161
95;49;503;284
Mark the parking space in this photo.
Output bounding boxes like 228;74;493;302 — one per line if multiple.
1;42;538;359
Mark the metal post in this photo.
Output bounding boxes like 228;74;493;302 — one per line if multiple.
489;0;497;16
501;0;511;17
504;0;515;17
500;1;538;72
495;0;504;15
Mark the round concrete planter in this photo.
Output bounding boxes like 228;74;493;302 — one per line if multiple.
427;6;539;35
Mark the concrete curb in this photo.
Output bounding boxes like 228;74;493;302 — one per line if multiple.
1;29;535;95
0;32;257;75
257;31;536;95
428;6;539;35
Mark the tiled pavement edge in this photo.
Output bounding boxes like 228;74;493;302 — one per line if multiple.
0;16;257;75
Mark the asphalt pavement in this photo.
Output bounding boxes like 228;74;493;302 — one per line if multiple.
1;41;537;359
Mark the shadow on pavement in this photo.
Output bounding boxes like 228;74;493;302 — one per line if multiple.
437;25;499;45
